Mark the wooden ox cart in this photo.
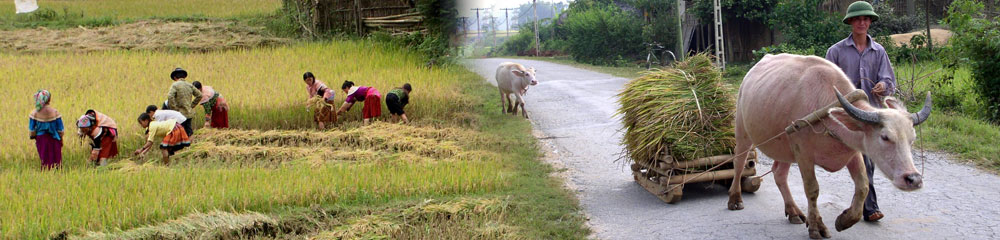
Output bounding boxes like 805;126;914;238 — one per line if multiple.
630;149;761;203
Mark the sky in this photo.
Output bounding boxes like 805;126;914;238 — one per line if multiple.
457;0;571;18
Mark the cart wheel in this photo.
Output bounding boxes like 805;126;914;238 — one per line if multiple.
664;185;683;203
741;176;763;193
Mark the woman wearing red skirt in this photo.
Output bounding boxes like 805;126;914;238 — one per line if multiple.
337;81;381;125
76;109;119;166
193;81;229;129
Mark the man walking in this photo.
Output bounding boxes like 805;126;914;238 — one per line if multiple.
825;1;897;222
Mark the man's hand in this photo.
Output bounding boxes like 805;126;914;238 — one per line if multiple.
872;82;887;97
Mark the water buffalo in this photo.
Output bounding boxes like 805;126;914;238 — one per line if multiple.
495;62;538;118
728;54;931;239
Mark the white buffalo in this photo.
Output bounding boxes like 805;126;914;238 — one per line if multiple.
495;62;538;118
728;54;931;239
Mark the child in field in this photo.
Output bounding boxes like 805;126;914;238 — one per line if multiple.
192;81;230;129
385;83;412;124
76;110;119;166
133;113;190;165
338;80;382;125
303;72;337;129
28;90;64;170
145;105;190;136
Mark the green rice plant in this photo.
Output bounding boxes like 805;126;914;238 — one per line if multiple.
0;160;508;239
617;53;736;165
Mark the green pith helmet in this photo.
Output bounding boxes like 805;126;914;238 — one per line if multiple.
843;1;879;24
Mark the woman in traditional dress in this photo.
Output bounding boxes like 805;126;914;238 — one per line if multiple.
133;113;190;165
76;110;119;166
303;72;337;129
28;90;64;170
192;81;230;129
337;80;382;125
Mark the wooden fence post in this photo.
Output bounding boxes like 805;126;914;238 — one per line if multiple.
354;0;363;35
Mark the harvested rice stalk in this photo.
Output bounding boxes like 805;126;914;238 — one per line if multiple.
617;53;736;166
305;96;336;113
76;211;276;239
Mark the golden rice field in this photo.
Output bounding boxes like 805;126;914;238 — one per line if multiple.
0;40;553;238
0;0;281;20
0;41;474;168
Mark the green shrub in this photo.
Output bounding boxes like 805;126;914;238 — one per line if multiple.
769;0;847;52
564;4;643;66
943;0;1000;122
751;44;825;62
869;1;927;36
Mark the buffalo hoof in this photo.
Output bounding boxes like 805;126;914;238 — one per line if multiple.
807;218;832;239
727;194;744;210
788;214;806;224
835;209;860;231
727;201;743;210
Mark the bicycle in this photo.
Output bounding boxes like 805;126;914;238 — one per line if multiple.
645;42;677;70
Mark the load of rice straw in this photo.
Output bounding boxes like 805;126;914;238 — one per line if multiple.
617;53;736;167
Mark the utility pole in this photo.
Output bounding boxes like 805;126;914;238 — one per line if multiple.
924;0;933;51
459;17;468;35
533;0;539;56
713;0;725;70
677;0;684;61
471;8;489;37
492;15;497;51
501;7;517;36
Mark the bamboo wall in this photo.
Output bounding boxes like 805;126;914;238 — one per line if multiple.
284;0;421;35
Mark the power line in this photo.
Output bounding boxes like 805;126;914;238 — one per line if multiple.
500;8;517;36
471;8;489;37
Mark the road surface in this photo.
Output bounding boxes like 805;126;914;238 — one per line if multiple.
467;58;1000;240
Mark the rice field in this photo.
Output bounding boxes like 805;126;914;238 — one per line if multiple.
0;0;281;20
0;38;586;239
0;41;471;168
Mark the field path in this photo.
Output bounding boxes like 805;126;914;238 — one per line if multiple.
466;58;1000;240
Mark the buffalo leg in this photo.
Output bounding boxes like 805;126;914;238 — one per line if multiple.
774;161;806;224
727;127;752;210
794;144;830;239
515;93;528;118
835;154;868;231
499;89;508;114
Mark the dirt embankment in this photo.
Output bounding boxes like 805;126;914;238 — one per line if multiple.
0;20;289;53
889;28;952;47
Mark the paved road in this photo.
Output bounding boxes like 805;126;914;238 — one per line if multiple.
467;58;1000;240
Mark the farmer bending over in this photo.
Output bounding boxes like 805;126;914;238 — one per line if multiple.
76;109;119;166
193;81;230;129
385;83;412;124
337;80;382;126
134;113;190;165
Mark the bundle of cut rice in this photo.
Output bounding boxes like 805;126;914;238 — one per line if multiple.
617;53;736;167
305;96;334;112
